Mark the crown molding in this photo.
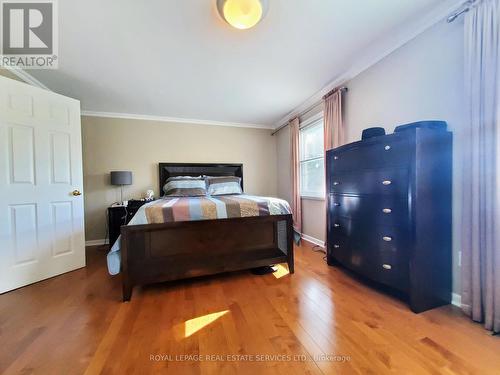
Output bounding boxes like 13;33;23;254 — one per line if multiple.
4;67;51;90
81;110;273;130
273;0;463;129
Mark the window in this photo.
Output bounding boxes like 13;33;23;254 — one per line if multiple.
299;117;325;198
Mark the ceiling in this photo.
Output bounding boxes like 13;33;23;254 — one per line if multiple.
28;0;458;127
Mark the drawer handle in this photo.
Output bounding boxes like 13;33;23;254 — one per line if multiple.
382;180;392;185
384;145;391;151
334;156;338;160
334;223;340;227
382;208;392;214
334;203;340;207
333;181;340;185
382;236;393;242
382;264;392;270
334;244;340;248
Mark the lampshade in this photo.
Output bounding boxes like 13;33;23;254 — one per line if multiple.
217;0;268;30
110;171;132;186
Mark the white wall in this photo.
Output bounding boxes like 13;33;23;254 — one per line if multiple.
345;20;464;143
276;18;465;292
345;19;464;293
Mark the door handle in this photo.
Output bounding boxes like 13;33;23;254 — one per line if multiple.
72;189;82;196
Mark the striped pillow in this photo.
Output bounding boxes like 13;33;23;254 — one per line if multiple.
163;177;207;196
206;176;242;196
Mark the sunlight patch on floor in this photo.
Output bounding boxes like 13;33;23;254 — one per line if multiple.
184;310;229;338
273;264;290;279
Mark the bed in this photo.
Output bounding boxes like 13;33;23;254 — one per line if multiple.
110;163;294;301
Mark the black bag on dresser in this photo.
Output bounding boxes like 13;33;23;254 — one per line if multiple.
326;121;452;313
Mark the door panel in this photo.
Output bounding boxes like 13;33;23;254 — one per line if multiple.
51;201;74;256
0;76;84;293
9;203;38;265
49;103;70;126
50;132;72;184
8;92;33;116
9;125;35;184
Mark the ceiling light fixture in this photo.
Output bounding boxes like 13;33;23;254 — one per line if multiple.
217;0;268;30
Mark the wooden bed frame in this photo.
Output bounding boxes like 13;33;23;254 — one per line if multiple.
120;163;294;301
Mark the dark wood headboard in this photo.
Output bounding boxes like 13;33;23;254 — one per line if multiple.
158;163;243;197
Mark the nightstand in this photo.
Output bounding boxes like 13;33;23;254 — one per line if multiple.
108;200;152;247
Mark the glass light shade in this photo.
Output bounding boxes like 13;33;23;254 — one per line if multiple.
220;0;264;30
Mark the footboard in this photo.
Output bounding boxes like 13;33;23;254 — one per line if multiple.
120;214;293;301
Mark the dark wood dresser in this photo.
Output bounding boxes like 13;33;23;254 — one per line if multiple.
326;126;452;312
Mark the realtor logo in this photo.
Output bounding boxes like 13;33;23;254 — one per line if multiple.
0;0;58;69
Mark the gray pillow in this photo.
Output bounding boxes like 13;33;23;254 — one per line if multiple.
206;176;242;196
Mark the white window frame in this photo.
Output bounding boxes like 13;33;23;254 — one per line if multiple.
299;112;325;200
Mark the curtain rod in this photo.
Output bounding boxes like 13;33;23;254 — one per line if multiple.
447;0;476;23
271;86;348;136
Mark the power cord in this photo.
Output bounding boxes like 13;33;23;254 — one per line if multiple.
311;244;327;261
312;244;326;253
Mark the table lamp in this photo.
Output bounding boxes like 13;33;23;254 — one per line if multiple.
110;171;132;205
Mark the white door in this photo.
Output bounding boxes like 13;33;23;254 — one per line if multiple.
0;76;85;293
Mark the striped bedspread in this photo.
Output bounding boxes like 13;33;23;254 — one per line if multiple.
106;195;291;275
144;194;291;223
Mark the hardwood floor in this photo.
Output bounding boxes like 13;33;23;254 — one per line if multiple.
0;242;499;375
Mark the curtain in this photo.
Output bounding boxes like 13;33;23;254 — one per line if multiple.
323;90;345;248
290;117;302;237
461;0;500;333
324;90;345;150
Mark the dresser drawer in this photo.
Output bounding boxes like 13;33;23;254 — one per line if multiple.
329;135;409;174
328;194;409;227
328;217;409;290
329;233;381;279
330;168;408;196
328;233;351;266
330;217;409;253
373;247;409;291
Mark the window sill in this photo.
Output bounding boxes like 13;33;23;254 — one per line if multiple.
300;196;325;201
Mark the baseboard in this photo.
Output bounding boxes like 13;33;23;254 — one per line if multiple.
85;239;109;247
451;292;461;307
301;234;325;248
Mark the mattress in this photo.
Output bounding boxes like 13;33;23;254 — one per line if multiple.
106;194;291;275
